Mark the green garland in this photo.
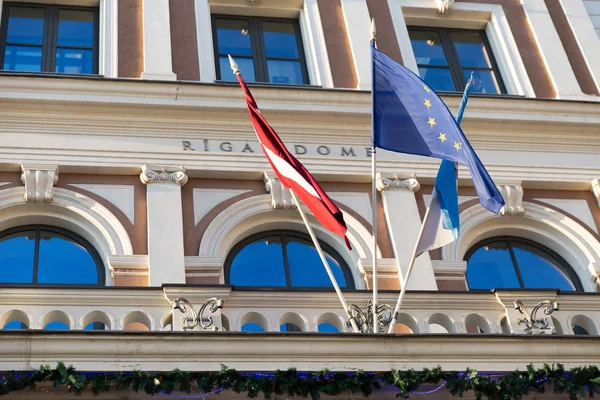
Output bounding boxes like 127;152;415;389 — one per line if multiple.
1;363;600;400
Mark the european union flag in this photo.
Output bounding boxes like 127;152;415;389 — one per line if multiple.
371;41;504;214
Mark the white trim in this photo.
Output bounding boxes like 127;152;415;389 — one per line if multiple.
387;0;536;97
558;0;600;94
442;201;600;292
340;0;372;90
99;0;118;78
194;0;333;87
198;194;383;289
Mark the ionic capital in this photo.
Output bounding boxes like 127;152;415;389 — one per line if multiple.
376;173;420;192
140;165;188;186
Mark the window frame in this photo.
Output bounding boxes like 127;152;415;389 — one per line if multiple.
465;236;583;291
0;225;105;286
211;14;310;85
224;230;355;289
0;2;100;74
407;26;506;94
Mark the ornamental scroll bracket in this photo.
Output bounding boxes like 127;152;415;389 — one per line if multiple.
592;179;600;208
435;0;455;14
170;297;225;331
264;171;295;210
498;184;524;216
21;164;59;203
513;299;559;335
140;165;188;186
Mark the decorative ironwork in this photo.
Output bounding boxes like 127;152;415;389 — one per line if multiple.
348;300;394;333
171;297;224;331
513;299;559;335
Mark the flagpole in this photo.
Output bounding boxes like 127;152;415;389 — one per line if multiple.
289;189;361;333
386;75;476;333
370;18;380;333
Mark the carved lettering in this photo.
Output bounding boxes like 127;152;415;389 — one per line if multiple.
182;140;195;151
220;142;233;152
341;147;356;157
317;145;330;155
242;143;255;153
203;139;209;151
365;147;373;157
294;145;307;155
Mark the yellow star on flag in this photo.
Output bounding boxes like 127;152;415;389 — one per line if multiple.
423;85;431;93
453;141;462;151
438;133;447;142
427;117;436;127
424;99;432;108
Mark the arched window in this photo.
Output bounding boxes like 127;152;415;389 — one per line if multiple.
0;226;104;285
225;230;354;288
465;236;582;291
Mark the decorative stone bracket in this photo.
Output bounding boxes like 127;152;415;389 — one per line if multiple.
140;165;188;185
263;171;295;210
592;179;600;208
498;185;524;216
376;173;420;192
21;164;59;203
435;0;455;13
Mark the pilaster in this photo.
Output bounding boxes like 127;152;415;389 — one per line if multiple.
339;0;372;90
141;0;177;80
20;163;59;203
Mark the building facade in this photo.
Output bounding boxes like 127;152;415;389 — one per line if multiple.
1;0;600;397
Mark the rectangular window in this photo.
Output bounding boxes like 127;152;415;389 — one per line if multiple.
408;27;505;94
0;3;98;74
212;15;309;85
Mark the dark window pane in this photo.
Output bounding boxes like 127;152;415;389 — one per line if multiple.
418;67;455;91
219;56;255;81
3;45;42;71
409;30;448;66
452;32;492;68
215;19;253;56
0;231;35;283
44;321;69;330
573;325;589;335
512;244;575;290
229;237;287;286
267;59;303;84
280;323;302;332
463;69;501;94
262;22;299;58
84;322;107;330
241;322;264;332
55;48;93;74
57;10;94;47
318;323;339;333
6;7;44;45
286;240;347;287
37;231;98;284
466;241;521;289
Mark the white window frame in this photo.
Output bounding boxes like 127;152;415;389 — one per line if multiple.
0;0;118;77
387;0;535;97
194;0;333;87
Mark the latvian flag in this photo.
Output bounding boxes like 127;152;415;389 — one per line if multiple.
234;70;351;249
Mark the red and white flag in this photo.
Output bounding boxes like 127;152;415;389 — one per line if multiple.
234;71;351;249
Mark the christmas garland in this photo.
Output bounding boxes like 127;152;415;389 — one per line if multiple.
1;363;600;400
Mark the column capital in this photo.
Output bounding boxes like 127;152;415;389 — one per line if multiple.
140;165;188;186
376;173;420;192
21;163;59;203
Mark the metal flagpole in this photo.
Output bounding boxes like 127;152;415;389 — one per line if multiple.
289;188;361;333
386;75;475;333
370;18;380;334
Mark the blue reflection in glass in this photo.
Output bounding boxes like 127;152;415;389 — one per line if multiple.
37;232;98;284
216;19;252;56
466;241;520;289
286;240;347;288
452;32;491;68
318;323;338;333
241;322;264;332
6;7;44;45
263;22;298;58
55;48;93;74
280;323;302;332
0;232;35;283
418;67;455;92
219;56;255;81
44;321;69;330
267;59;303;84
3;321;27;329
573;325;589;335
3;45;42;72
58;10;94;47
463;70;500;94
229;237;287;286
409;31;448;66
84;322;106;330
512;245;575;290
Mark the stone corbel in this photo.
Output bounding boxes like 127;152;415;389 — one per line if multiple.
263;171;295;210
435;0;455;13
498;184;524;216
21;163;59;203
140;165;188;185
376;173;420;192
592;179;600;208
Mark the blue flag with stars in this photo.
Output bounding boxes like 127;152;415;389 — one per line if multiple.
371;41;504;214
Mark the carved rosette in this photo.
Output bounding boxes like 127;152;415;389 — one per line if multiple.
376;173;420;192
21;164;59;203
140;165;188;186
498;185;524;216
263;171;295;210
435;0;455;13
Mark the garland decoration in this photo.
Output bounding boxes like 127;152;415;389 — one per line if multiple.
1;363;600;400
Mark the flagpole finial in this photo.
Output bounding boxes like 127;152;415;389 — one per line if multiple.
228;54;239;75
371;18;376;41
